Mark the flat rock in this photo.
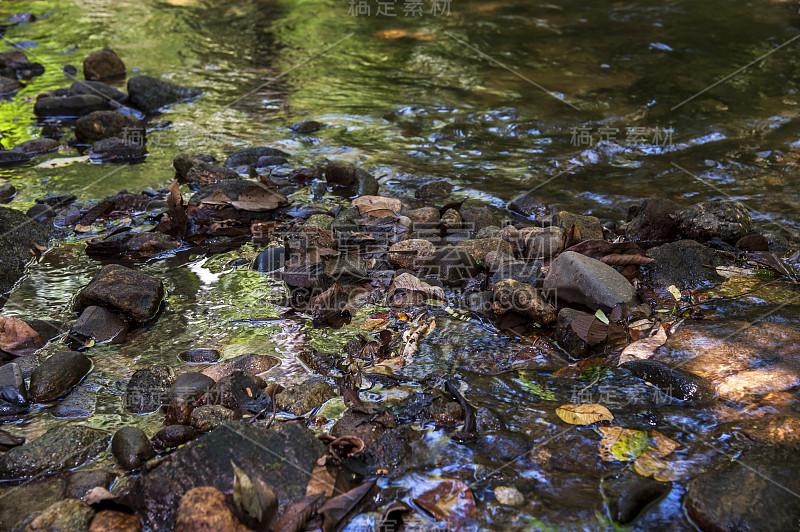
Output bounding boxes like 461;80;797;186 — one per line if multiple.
89;137;147;163
508;193;548;218
151;425;197;450
0;478;65;530
0;206;57;294
201;353;280;381
675;199;751;242
544;251;639;310
68;80;127;102
133;420;326;530
127;75;200;112
552;211;604;241
325;161;379;197
224;147;290;168
179;348;220;363
10;138;59;154
34;95;109;118
26;498;95;531
183;162;239;185
275;378;336;415
75;264;165;322
620;359;716;405
28;351;92;402
460;204;501;235
524;226;565;258
69;305;128;345
0;425;109;480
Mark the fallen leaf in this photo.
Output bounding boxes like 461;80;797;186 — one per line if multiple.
414;480;477;530
83;486;115;505
649;430;680;457
273;493;325;532
601;254;654;266
360;318;387;330
351;195;402;217
0;315;44;356
232;460;277;525
555;403;614;425
165;179;188;239
305;460;338;498
633;450;694;482
387;272;446;306
594;309;610;325
570;313;608;345
36;155;90;168
318;481;377;532
598;426;650;461
74;224;93;233
667;285;682;300
199;190;233;206
230;185;287;212
617;326;668;365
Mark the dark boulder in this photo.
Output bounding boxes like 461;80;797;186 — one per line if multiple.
642;239;726;291
28;351;92;402
0;207;56;294
127;75;200;112
83;49;125;80
111;426;155;470
626;196;681;242
75;264;165;322
68;305;129;346
74;111;143;143
89;137;147;163
674;199;751;242
124;365;174;414
33;95;109;118
224;147;290;168
68;80;127;102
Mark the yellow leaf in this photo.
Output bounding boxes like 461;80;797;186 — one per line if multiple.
667;285;682;300
360;318;387;330
598;426;650;462
649;430;680;457
74;224;93;233
555;403;614;425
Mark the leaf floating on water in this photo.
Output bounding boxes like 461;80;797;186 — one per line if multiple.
555;403;614;425
649;430;680;457
36;155;90;168
617;326;668;365
0;315;44;356
231;460;277;525
414;479;477;530
598;426;650;462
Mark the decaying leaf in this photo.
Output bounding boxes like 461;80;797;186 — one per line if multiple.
600;253;655;266
555;403;614;425
0;315;44;356
351;195;402;217
633;450;694;482
598;426;650;462
649;430;680;457
199;190;233;207
400;315;436;360
83;486;116;505
326;435;366;462
232;460;278;525
570;313;608;345
305;459;338;498
273;493;325;532
413;479;477;530
229;185;287;212
387;272;446;306
617;326;668;365
165;179;188;239
318;481;377;532
667;285;682;300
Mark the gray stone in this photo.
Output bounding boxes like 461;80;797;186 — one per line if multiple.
625;196;681;242
552;211;604;241
112;426;155;470
127;75;200;112
52;382;97;418
555;308;595;359
124;365;174;414
544;251;639;310
0;207;56;294
33;95;109;117
492;279;556;324
524;226;565;259
68;80;127;102
0;425;109;480
0;478;65;531
75;264;165;322
415;180;453;201
166;372;215;404
508;193;548;217
190;405;235;431
674;199;751;242
89;137;147;162
491;260;543;288
224;147;290;168
642;240;726;291
74;111;143;143
26;498;95;531
69;305;128;345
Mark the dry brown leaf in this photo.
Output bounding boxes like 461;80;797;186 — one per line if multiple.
414;479;477;530
230;185;287;212
618;326;668;365
601;253;655;266
633;450;693;482
555;403;614;425
387;272;446;306
649;430;680;457
165;179;188;239
0;315;44;356
199;190;233;206
351;195;402;217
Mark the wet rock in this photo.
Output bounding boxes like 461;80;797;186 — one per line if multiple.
68;80;127;102
167;372;215;404
89;510;142;532
620;359;716;404
68;305;128;346
206;371;270;413
190;405;235;431
524;226;565;259
175;487;247;532
491;259;543;288
460;204;501;235
224;147;290;168
0;362;28;416
75;264;165;322
10;138;59;154
675;199;751;242
0;425;109;480
0;478;65;531
493;279;556;324
474;407;506;432
0;150;34;167
183;162;239;185
74;111;143;143
456;237;513;263
601;470;670;525
440;208;462;232
508;192;548;218
151;425;197;450
179;348;220;363
89;137;147;163
29;351;91;402
201;353;280;381
476;225;502;239
626;197;681;242
0;183;16;202
415;180;453;201
112;427;155;470
275;378;336;415
26;498;94;531
33;95;109;117
484;250;515;271
552;211;604;241
36;191;76;207
124;365;174;414
134;420;326;528
0;76;21;94
406;206;440;226
470;430;532;462
252;246;285;273
65;469;115;499
555;308;595;358
735;416;800;448
0;207;51;295
83;49;125;80
642;239;725;291
26;203;54;222
126;75;200;112
421;245;478;285
494;485;524;506
254;155;286;167
290;120;323;134
388;239;436;269
172;153;215;179
325;161;379;197
303;213;334;229
544;251;639;311
686;448;800;531
52;382;97;418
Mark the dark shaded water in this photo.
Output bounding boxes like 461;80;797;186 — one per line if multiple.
1;0;800;530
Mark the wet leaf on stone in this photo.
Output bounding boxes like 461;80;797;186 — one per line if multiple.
555;403;614;425
413;479;477;530
387;272;446;306
232;460;277;525
570;313;608;345
0;315;44;356
318;480;377;532
600;253;654;266
633;450;693;482
165;179;188;239
598;426;650;461
617;326;667;365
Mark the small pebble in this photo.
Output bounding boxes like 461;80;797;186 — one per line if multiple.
494;486;524;506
